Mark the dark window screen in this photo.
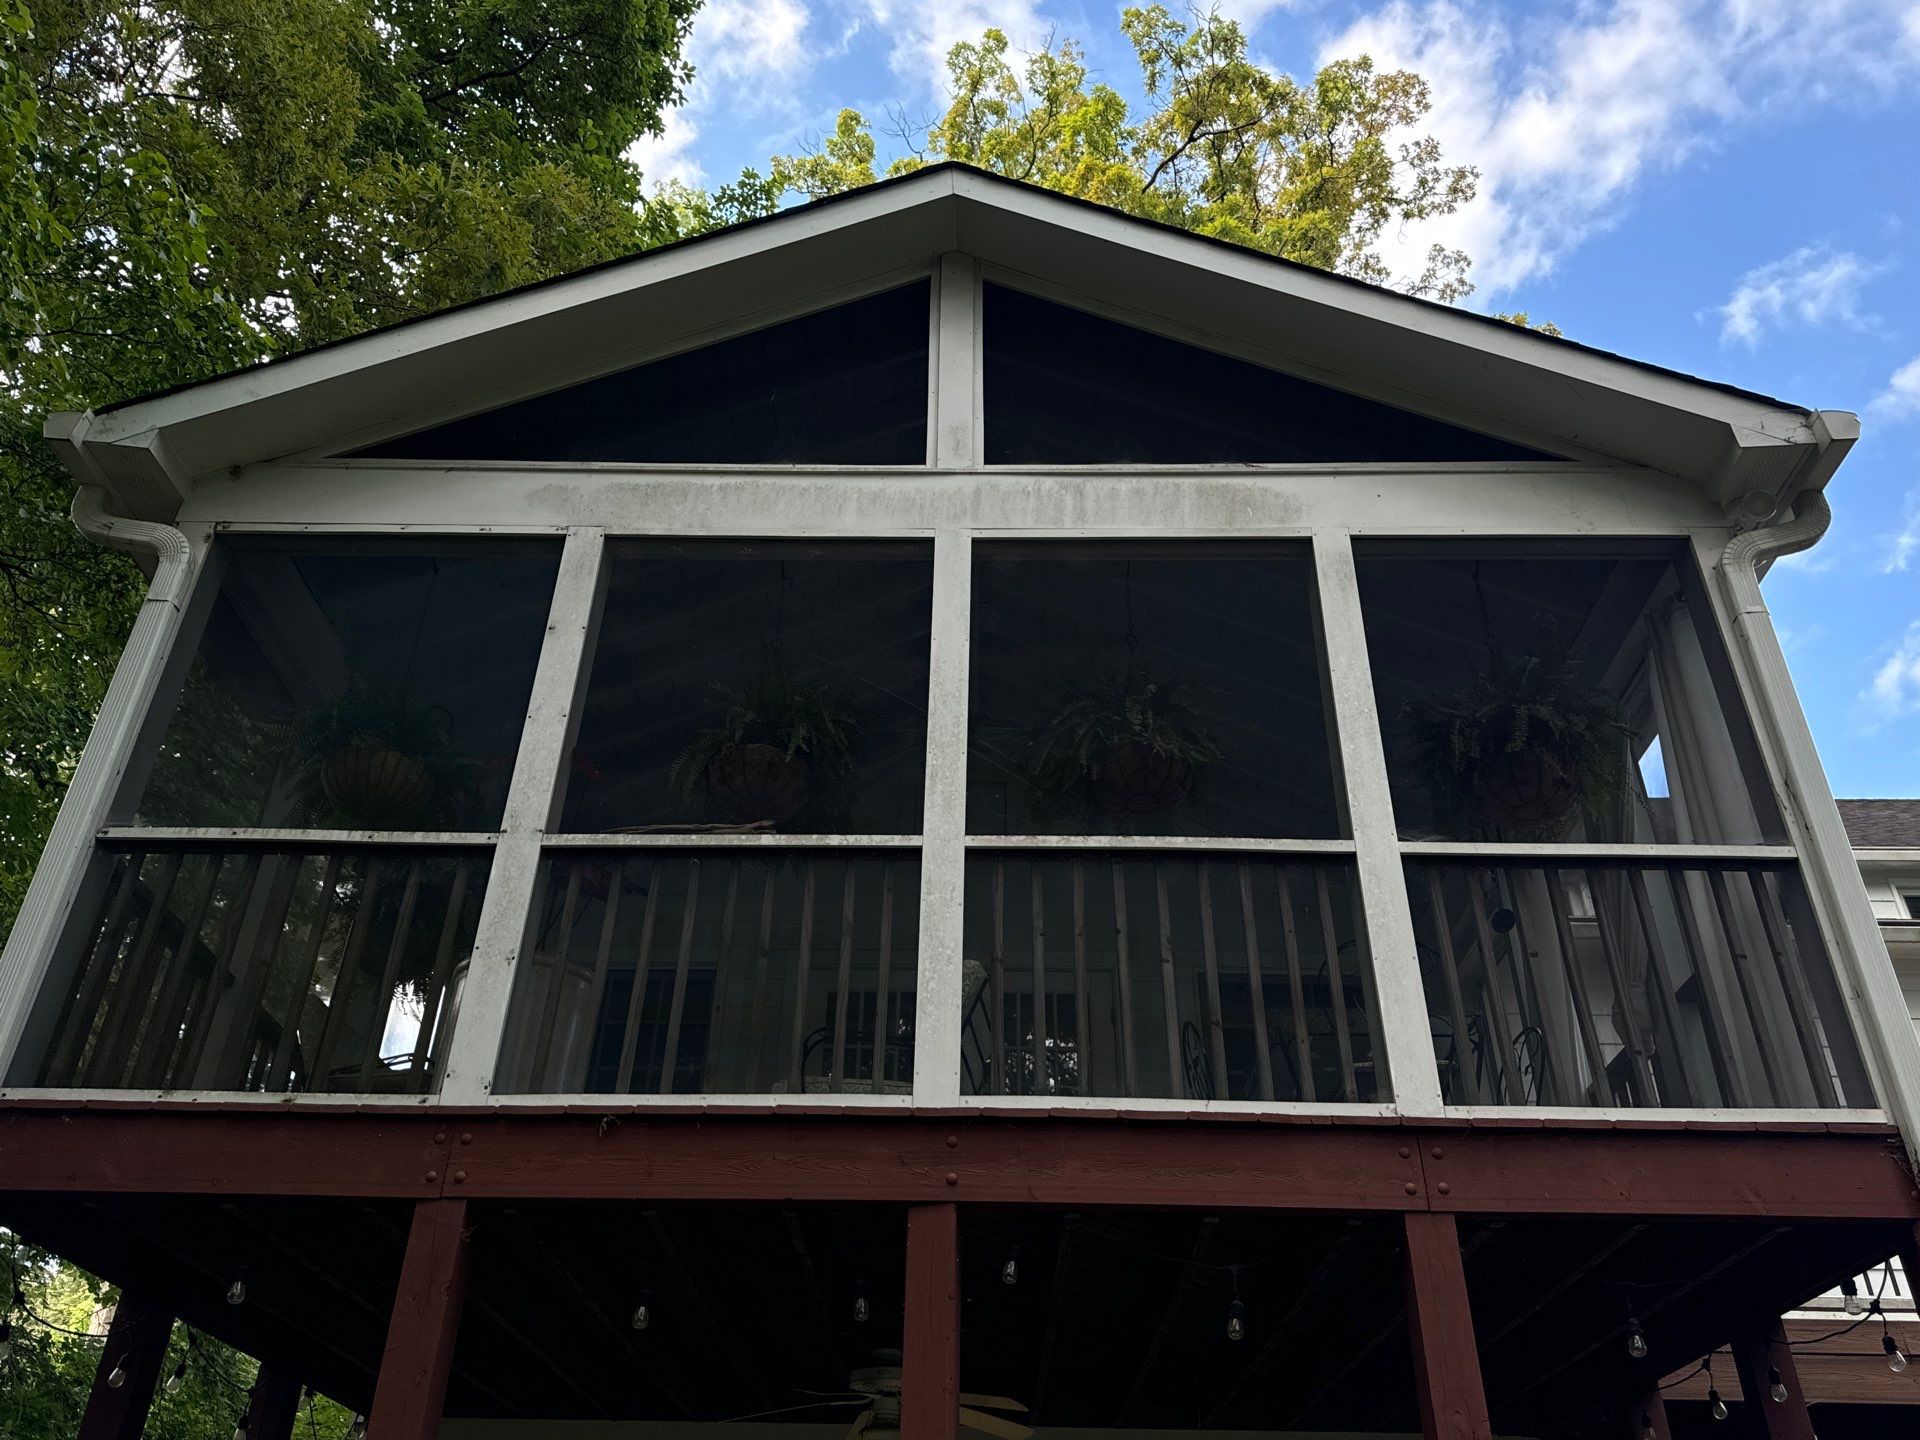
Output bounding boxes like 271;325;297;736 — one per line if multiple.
982;283;1562;465
351;281;931;465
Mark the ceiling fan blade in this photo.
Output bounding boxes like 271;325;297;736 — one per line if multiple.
957;1407;1035;1440
844;1408;874;1440
958;1394;1029;1413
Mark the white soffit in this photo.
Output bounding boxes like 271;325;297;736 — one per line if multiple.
61;165;1845;517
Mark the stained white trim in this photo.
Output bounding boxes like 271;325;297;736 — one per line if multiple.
95;825;500;848
965;835;1357;854
1399;842;1798;862
540;832;922;849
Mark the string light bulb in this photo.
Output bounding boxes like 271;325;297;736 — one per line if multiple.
346;1416;367;1439
1841;1277;1867;1316
1625;1316;1649;1360
165;1357;187;1395
1225;1299;1246;1343
1884;1333;1909;1373
107;1362;127;1389
1639;1412;1656;1440
0;1317;11;1365
232;1421;247;1440
1001;1249;1019;1287
1707;1389;1728;1422
225;1268;248;1306
853;1281;870;1325
631;1292;652;1331
1768;1366;1788;1403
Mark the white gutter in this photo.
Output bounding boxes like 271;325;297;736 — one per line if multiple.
1719;464;1920;1166
0;416;199;1078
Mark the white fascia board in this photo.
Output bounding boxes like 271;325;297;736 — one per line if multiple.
946;170;1826;496
76;172;965;496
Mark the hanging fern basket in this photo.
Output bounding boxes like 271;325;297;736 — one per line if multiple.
706;742;813;824
1471;746;1581;831
1090;742;1196;818
321;744;434;827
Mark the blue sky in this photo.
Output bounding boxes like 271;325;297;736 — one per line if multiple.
632;0;1920;798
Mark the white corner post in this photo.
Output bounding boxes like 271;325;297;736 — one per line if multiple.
0;486;204;1078
1312;530;1446;1115
437;529;606;1103
930;253;981;472
1716;490;1920;1156
912;530;972;1103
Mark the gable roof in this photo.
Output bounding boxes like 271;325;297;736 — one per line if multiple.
1838;799;1920;851
50;163;1857;518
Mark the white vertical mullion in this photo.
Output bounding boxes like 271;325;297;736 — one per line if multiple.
931;253;981;470
1312;530;1445;1115
0;530;215;1079
912;530;972;1101
438;528;607;1102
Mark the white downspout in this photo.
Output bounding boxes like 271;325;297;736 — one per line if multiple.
1718;487;1920;1164
0;416;198;1082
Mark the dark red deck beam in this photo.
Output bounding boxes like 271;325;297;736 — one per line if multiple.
366;1199;470;1440
1;1105;1915;1219
243;1360;305;1440
901;1203;960;1440
78;1287;172;1440
1731;1317;1816;1440
1402;1213;1492;1440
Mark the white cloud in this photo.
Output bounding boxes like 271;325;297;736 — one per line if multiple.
1870;353;1920;424
629;0;815;190
1718;246;1889;347
1860;620;1920;728
1884;490;1920;573
855;0;1056;94
1317;1;1920;297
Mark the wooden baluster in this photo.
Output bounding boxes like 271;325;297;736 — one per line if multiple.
1275;864;1314;1102
1424;868;1480;1105
658;860;705;1095
1235;862;1275;1102
744;865;776;1090
262;855;342;1094
309;856;385;1091
787;861;817;1094
1314;867;1357;1103
1658;866;1755;1106
1584;866;1659;1105
829;864;857;1092
873;863;895;1088
1111;862;1139;1098
358;857;424;1089
168;852;264;1090
411;858;473;1088
1071;861;1092;1097
527;862;583;1088
1154;860;1183;1097
130;853;226;1088
1704;866;1791;1105
1030;867;1048;1096
82;852;184;1087
1620;865;1702;1108
1540;867;1612;1104
44;851;145;1084
1195;862;1229;1096
614;860;665;1093
1745;866;1841;1107
704;861;741;1089
1494;867;1564;1105
1465;872;1520;1104
990;861;1007;1095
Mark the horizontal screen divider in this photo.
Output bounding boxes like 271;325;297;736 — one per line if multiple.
1398;841;1797;862
964;835;1357;854
96;826;500;848
540;832;923;848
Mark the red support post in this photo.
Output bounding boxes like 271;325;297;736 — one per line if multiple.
78;1288;173;1440
901;1202;960;1440
367;1199;471;1440
1402;1212;1492;1440
1625;1386;1670;1439
243;1360;307;1440
1730;1318;1815;1440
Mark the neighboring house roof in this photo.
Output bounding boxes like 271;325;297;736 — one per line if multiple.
1838;799;1920;850
48;162;1858;520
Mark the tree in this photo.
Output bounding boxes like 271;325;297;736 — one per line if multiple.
0;0;699;929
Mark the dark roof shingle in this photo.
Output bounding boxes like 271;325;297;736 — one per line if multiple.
1837;799;1920;849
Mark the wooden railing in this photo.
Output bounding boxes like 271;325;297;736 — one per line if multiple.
959;854;1382;1103
497;851;919;1096
32;845;482;1093
1405;858;1871;1110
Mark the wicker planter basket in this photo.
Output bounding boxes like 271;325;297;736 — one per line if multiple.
706;742;813;824
1091;742;1196;818
321;744;433;827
